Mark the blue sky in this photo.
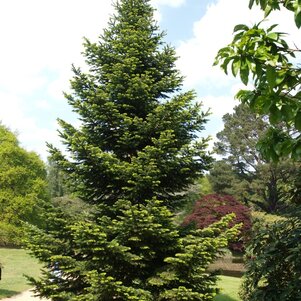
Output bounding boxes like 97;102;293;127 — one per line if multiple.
0;0;299;161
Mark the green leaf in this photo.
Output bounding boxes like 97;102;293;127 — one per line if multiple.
259;0;268;9
269;104;282;124
279;139;293;156
221;57;232;75
233;24;249;33
294;111;301;130
266;65;277;89
281;105;295;123
240;61;249;85
264;5;273;16
249;0;255;9
267;32;278;40
267;24;279;32
233;30;245;43
275;71;286;86
253;95;271;113
246;57;256;72
292;142;301;160
295;11;301;28
235;89;254;103
231;59;241;77
295;144;301;156
255;63;263;79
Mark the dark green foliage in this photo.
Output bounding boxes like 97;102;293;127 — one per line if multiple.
51;196;91;218
240;218;301;300
249;0;301;28
49;0;212;208
213;2;301;298
209;161;251;204
26;201;239;301
173;176;213;225
24;1;239;300
47;158;70;198
209;104;300;213
215;4;301;161
183;194;251;252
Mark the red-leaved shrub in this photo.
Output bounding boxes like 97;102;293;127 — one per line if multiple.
182;194;251;252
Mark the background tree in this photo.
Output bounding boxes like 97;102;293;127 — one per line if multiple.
208;161;250;203
215;3;301;298
182;194;252;253
209;103;299;212
46;157;69;198
25;1;238;300
240;217;301;301
215;0;301;161
0;124;48;246
174;175;214;225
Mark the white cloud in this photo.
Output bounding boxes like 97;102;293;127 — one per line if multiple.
176;0;263;89
35;99;52;110
175;0;301;142
0;0;113;95
0;0;114;159
0;93;25;128
151;0;186;21
0;91;49;156
1;0;300;160
152;0;186;8
201;94;236;118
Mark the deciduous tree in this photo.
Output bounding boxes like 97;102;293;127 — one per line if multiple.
240;217;301;300
215;0;301;161
0;124;48;245
210;104;299;212
183;194;252;252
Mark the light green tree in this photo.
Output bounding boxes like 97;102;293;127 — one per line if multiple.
0;124;48;245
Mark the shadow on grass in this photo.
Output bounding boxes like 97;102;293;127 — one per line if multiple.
214;293;238;301
0;289;20;298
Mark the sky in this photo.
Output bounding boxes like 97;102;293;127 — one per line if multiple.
0;0;300;161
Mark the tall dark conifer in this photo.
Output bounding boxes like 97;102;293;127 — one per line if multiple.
26;1;238;300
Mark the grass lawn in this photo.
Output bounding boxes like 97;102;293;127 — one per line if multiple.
214;276;242;301
0;248;242;300
0;248;42;299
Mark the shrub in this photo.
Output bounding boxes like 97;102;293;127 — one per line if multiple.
182;194;252;252
51;196;91;218
0;222;23;247
251;211;286;233
240;218;301;300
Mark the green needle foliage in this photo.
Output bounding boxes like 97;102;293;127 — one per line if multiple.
25;1;238;300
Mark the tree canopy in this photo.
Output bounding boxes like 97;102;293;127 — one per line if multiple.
0;124;48;245
215;0;301;161
209;104;300;212
241;217;301;300
214;2;301;298
25;1;238;300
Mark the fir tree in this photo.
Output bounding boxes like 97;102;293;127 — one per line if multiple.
25;1;238;300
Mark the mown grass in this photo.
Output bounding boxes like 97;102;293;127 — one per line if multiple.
215;276;242;301
0;248;42;299
0;248;242;300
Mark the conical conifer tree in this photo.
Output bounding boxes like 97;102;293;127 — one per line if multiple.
26;1;238;300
